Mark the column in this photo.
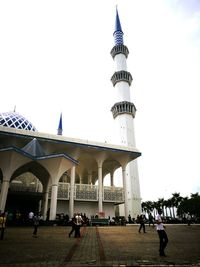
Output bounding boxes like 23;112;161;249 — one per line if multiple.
88;171;92;185
69;166;75;219
42;191;49;220
49;184;58;220
98;164;103;213
79;175;83;184
110;172;114;187
0;179;10;212
122;165;128;220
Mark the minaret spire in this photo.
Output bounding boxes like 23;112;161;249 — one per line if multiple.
110;8;141;219
114;7;124;45
57;113;63;135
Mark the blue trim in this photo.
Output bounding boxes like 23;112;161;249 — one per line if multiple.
0;146;35;160
36;154;78;165
0;130;141;158
0;145;78;165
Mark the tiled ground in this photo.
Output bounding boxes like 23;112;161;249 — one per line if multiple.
0;225;200;267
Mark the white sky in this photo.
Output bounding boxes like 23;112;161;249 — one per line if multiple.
0;0;200;201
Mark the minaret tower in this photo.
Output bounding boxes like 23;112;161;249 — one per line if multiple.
110;8;141;218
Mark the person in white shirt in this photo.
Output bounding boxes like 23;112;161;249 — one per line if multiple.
155;209;168;256
75;213;84;238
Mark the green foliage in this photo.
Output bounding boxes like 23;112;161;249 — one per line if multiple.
142;192;200;218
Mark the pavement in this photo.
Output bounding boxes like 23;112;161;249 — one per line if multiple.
0;224;200;267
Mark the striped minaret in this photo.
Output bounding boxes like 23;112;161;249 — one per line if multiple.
57;113;63;135
111;8;141;219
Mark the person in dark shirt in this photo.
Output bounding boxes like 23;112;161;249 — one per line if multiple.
69;213;77;238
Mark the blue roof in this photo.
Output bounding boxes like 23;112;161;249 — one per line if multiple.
0;112;37;131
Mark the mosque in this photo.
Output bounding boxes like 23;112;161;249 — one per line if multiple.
0;9;142;221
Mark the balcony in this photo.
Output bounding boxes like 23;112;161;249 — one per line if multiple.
2;182;124;203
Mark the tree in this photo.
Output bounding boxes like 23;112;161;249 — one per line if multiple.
177;193;200;219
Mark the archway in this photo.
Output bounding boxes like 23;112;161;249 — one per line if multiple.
5;161;50;224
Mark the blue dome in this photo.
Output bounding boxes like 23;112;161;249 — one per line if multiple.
0;112;37;131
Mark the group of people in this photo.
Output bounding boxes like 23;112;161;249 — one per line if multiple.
1;208;168;257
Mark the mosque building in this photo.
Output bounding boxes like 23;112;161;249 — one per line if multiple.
0;9;142;221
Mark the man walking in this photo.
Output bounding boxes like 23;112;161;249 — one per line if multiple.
32;213;40;238
68;213;77;238
155;209;168;256
138;214;146;233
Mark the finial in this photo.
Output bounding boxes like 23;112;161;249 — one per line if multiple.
14;105;16;112
114;7;124;45
57;112;63;135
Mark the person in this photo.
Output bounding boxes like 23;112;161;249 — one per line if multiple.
75;213;84;238
155;209;168;256
138;214;146;233
68;213;77;238
0;212;7;240
186;213;192;226
32;213;40;237
29;211;34;220
148;213;154;227
28;211;34;225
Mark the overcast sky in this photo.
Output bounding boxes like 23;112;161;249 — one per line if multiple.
0;0;200;201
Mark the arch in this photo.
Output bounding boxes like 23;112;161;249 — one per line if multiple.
11;161;50;188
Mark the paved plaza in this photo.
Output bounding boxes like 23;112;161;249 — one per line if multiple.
0;224;200;267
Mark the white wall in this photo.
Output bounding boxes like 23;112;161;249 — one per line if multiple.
57;200;115;219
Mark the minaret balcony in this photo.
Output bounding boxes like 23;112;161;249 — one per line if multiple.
111;70;133;86
110;45;129;59
111;101;136;119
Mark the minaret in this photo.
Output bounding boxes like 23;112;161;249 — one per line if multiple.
57;113;63;135
110;8;141;219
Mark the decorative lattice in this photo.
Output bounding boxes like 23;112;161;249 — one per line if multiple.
75;184;98;201
57;183;70;199
7;181;124;203
103;186;124;203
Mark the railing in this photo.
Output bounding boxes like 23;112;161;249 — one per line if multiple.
9;182;41;193
103;186;124;203
75;184;98;201
57;182;70;199
3;182;124;203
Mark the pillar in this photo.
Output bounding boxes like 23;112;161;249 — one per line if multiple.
88;171;92;185
49;184;58;220
0;179;10;212
110;172;114;187
122;165;129;220
69;166;75;219
79;175;83;184
42;191;49;220
98;164;103;213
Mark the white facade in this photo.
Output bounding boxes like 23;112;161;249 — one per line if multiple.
0;126;141;220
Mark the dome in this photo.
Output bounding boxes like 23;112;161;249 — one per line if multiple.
0;112;37;131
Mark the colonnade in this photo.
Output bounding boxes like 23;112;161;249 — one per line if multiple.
0;157;129;220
